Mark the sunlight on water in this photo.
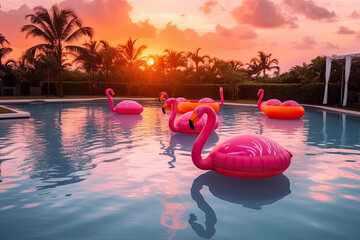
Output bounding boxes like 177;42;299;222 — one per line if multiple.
0;100;359;240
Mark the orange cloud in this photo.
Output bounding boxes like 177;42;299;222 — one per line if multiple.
349;10;360;20
199;1;218;15
58;0;156;41
324;42;339;49
150;22;256;54
284;0;336;21
291;36;317;49
0;4;35;47
232;0;297;28
155;22;201;50
214;24;257;40
337;26;356;35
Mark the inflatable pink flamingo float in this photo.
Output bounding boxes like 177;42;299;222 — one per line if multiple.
162;98;219;134
159;91;187;103
106;88;143;115
199;87;224;104
257;89;305;119
257;89;281;110
189;105;292;178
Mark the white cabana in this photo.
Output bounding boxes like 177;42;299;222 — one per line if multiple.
323;53;360;106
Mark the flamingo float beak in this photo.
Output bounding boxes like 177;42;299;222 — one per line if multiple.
159;94;164;102
257;91;260;97
189;112;199;130
110;91;115;97
162;102;169;114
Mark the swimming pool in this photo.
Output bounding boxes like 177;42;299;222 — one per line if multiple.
0;100;359;240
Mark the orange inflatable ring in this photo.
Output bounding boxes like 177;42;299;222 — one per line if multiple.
176;87;224;113
177;101;220;113
257;89;305;120
261;103;305;120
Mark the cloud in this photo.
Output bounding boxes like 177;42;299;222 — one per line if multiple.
0;4;34;47
337;26;356;35
199;1;218;15
58;0;156;41
283;0;336;21
291;36;317;49
155;22;201;50
151;23;256;54
323;42;339;49
215;25;257;39
349;10;360;19
232;0;297;28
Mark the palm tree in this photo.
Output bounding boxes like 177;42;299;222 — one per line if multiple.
119;38;147;68
187;48;209;71
21;5;93;96
250;51;279;77
246;61;261;78
0;33;12;67
228;60;244;71
149;54;166;73
0;33;10;46
164;49;186;71
98;40;118;80
309;56;326;82
118;38;147;96
74;40;101;73
74;40;103;94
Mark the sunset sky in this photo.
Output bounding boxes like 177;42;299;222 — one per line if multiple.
1;0;359;72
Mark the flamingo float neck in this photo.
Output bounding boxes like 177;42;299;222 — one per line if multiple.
189;106;216;170
106;88;115;112
257;89;264;110
163;98;180;132
219;87;224;106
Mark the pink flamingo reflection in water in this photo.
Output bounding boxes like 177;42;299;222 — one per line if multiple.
160;173;188;240
189;172;290;239
108;114;143;129
159;132;219;168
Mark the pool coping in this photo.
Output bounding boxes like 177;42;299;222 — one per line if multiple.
0;98;359;119
0;105;31;119
0;98;154;119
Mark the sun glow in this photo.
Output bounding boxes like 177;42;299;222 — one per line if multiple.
147;57;155;66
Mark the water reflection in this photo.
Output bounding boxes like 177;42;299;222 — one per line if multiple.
258;115;304;134
189;172;291;239
306;110;360;149
159;133;219;168
108;114;143;127
160;173;188;240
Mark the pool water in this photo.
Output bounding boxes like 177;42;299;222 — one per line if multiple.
0;100;359;240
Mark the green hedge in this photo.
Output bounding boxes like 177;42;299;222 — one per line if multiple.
237;82;341;104
38;81;342;105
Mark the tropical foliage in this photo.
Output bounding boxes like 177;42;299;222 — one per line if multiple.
20;5;93;96
1;4;359;101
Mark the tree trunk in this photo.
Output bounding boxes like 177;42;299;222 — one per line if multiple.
58;70;63;97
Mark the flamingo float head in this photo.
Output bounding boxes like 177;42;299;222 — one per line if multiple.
257;89;264;97
162;98;175;114
189;108;203;130
159;92;168;102
106;88;115;97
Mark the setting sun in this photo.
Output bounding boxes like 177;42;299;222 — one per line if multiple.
147;57;154;66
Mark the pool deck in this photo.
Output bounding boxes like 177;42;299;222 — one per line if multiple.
1;98;360;119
